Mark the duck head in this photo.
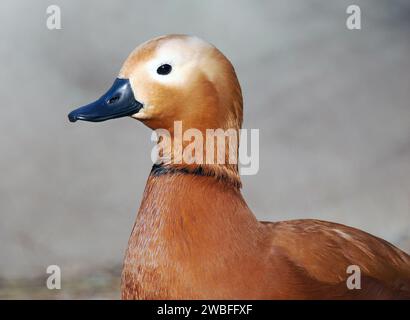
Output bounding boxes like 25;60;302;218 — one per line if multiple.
69;35;243;186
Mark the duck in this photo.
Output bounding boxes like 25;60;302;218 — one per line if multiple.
68;34;410;299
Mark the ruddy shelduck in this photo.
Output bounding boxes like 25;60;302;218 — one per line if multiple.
69;35;410;299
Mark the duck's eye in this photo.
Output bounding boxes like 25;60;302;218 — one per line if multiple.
157;64;172;75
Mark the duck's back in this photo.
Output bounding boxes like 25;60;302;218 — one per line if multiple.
262;219;410;299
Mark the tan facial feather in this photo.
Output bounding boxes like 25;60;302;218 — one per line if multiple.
118;35;243;186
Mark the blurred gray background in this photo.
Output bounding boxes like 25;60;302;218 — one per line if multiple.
0;0;409;298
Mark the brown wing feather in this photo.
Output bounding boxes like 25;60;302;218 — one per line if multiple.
261;219;410;298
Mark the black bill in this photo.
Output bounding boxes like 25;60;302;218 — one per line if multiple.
68;78;143;122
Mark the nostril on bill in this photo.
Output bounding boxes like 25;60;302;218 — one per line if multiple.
107;95;120;104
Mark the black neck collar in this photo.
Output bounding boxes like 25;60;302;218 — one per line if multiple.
150;163;205;177
150;163;242;188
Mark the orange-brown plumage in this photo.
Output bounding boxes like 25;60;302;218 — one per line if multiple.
70;34;410;299
121;172;410;299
